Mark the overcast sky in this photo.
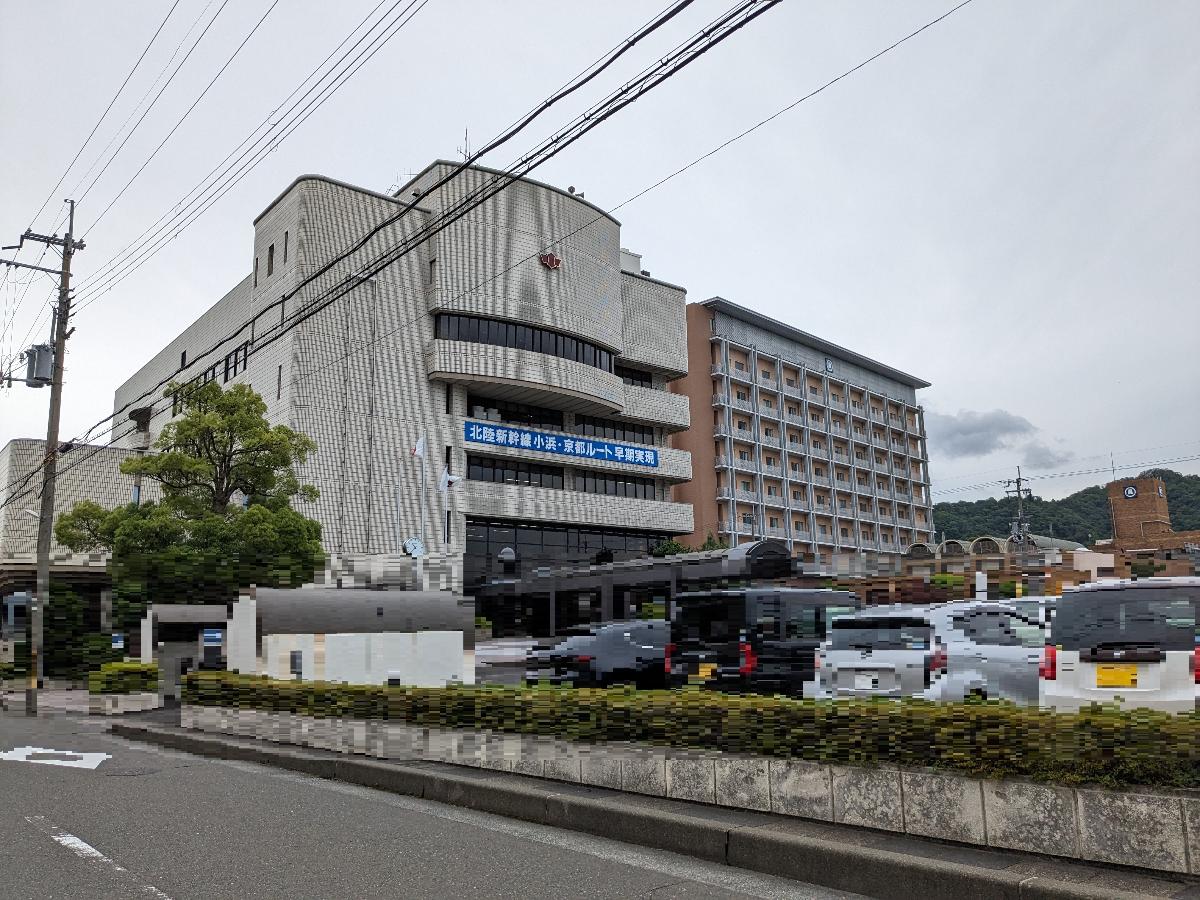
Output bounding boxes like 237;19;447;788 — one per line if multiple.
2;0;1197;506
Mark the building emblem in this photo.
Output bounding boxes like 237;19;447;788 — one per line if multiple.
1123;485;1138;499
538;252;562;270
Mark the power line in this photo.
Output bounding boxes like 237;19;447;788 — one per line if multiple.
71;0;715;438
931;453;1200;498
3;0;772;510
0;0;222;365
69;0;434;312
82;0;283;237
23;1;183;234
74;0;232;208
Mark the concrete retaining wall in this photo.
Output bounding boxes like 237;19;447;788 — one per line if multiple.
180;704;1199;875
90;692;161;716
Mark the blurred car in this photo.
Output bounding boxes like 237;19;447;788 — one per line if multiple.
525;620;667;688
1040;578;1199;714
813;600;1047;704
666;588;860;697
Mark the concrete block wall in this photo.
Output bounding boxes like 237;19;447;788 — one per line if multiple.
184;705;1200;876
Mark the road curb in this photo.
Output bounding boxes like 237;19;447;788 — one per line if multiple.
109;721;1169;900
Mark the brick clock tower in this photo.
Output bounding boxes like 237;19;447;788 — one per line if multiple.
1107;477;1173;545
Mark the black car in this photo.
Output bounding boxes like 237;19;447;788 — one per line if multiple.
525;620;668;688
666;588;860;697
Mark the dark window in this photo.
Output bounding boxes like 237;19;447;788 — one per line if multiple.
573;414;653;446
253;257;258;287
466;455;564;490
615;365;652;388
1053;588;1197;651
283;231;288;264
276;365;283;400
467;394;563;431
267;244;275;276
576;470;656;500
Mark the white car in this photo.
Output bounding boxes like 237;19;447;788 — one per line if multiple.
1040;578;1199;714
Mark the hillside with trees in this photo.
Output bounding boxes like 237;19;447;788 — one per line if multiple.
932;469;1200;545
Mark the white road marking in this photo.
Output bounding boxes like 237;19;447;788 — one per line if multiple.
0;745;111;769
24;816;173;900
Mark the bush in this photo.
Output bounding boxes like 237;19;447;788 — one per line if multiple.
89;662;159;694
181;672;1199;790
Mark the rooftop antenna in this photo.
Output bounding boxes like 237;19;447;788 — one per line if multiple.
457;128;471;162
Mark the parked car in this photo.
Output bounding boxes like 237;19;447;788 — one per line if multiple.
813;600;1047;704
525;620;667;688
1040;578;1199;714
665;588;860;697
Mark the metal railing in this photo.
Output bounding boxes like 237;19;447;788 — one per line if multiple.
762;526;788;539
761;464;784;479
718;520;755;535
811;474;831;487
759;434;781;448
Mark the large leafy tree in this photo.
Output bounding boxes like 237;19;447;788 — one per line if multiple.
122;381;317;515
56;381;324;633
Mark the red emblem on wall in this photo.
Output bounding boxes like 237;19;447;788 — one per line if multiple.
538;252;562;270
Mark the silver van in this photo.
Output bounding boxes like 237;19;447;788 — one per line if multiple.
814;600;1046;704
1041;578;1198;714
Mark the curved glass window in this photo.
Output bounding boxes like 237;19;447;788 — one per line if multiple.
435;313;614;373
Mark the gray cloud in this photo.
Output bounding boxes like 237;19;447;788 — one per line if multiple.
925;409;1036;458
1022;442;1075;469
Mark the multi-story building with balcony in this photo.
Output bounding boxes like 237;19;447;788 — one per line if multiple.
112;162;694;591
671;297;934;561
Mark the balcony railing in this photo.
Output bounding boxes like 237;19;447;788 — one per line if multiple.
758;405;778;418
718;520;756;536
735;489;761;504
759;435;781;448
716;486;733;500
782;381;804;398
784;413;805;427
761;464;784;479
811;474;831;487
789;499;810;512
894;489;912;502
763;492;787;508
762;526;788;539
791;530;812;542
712;392;756;413
832;451;850;465
757;374;778;391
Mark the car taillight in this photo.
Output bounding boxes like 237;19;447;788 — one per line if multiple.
1191;648;1199;685
664;643;675;674
739;641;757;675
926;646;947;676
575;655;593;664
1039;644;1057;680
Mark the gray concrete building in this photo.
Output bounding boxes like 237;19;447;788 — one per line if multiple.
112;162;694;591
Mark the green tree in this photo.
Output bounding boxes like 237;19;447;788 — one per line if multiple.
122;380;317;515
698;532;728;552
650;538;693;557
56;382;324;634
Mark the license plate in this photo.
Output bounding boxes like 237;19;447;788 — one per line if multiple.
1096;663;1137;688
698;663;716;680
854;673;879;690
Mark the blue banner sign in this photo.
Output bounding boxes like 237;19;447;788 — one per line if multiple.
464;421;659;468
111;633;124;650
202;628;223;647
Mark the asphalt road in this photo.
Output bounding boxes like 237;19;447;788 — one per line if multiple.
0;710;866;900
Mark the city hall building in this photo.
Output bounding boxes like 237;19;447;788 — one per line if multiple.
112;162;694;591
671;297;935;561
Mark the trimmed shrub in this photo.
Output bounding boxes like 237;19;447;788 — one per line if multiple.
181;672;1199;789
89;662;159;695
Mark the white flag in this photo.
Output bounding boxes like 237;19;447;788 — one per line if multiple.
438;468;463;493
412;436;425;459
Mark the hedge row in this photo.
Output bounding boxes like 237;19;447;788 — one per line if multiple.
89;662;159;694
182;671;1199;790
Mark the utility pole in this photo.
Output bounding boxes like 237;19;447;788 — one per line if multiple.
1003;465;1032;544
2;201;84;715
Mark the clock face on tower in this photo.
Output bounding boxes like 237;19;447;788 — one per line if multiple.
1123;486;1138;499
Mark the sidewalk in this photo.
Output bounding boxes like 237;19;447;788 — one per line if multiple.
110;719;1200;900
